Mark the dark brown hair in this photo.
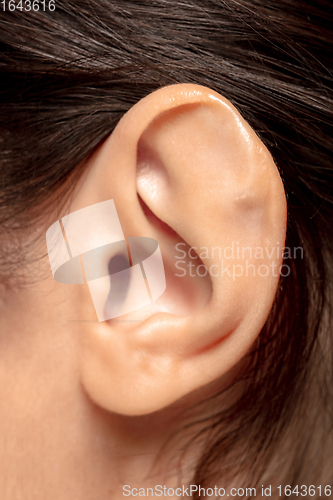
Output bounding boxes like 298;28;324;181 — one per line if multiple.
1;0;333;495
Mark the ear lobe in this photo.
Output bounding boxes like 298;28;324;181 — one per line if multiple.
67;84;287;415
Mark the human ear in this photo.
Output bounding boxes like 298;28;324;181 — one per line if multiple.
48;84;287;415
